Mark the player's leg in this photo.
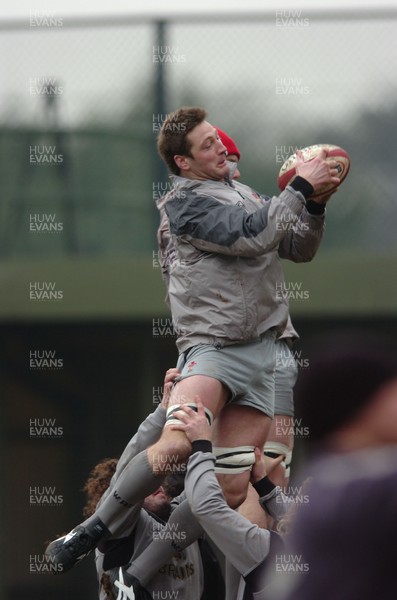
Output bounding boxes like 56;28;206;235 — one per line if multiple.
264;418;294;490
212;331;277;508
147;373;228;473
101;374;226;526
95;371;227;534
264;339;298;490
45;441;162;573
212;403;272;508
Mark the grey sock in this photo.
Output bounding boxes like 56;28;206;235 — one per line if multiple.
128;498;203;586
96;450;163;535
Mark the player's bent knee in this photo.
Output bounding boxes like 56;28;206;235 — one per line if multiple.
148;431;191;473
263;441;293;487
213;446;255;474
150;402;214;473
212;446;255;507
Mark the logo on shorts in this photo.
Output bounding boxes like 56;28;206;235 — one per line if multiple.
186;361;197;373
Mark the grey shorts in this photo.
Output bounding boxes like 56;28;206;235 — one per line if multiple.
274;339;298;417
175;331;277;418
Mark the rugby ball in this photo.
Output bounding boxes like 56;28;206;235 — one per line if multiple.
278;144;350;197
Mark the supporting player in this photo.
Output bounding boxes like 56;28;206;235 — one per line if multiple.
175;399;294;600
82;368;208;600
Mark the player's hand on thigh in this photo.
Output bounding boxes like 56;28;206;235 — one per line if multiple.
161;368;181;408
169;397;212;443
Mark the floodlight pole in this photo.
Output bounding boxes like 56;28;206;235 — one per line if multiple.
152;20;169;239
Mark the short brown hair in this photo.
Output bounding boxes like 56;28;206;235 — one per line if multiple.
157;106;207;175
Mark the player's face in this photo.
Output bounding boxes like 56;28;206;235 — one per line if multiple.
143;486;171;521
178;121;229;181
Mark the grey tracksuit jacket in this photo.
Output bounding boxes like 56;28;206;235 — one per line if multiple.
158;175;324;353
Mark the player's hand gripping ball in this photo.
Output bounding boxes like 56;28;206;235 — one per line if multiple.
278;144;350;197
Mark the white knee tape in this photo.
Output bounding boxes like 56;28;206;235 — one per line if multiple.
214;446;256;474
263;441;290;458
165;403;214;427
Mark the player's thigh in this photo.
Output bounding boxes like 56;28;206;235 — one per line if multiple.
212;403;272;448
267;415;294;450
148;375;228;467
168;373;229;418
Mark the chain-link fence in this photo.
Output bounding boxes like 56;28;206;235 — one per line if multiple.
2;11;397;600
1;9;397;259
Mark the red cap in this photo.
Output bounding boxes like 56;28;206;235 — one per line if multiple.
215;127;241;160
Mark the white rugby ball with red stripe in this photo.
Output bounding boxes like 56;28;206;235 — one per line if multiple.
278;144;350;197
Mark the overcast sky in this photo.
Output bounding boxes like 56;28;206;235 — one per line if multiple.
3;0;397;20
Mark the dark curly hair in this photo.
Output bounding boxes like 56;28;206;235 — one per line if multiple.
83;458;118;518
